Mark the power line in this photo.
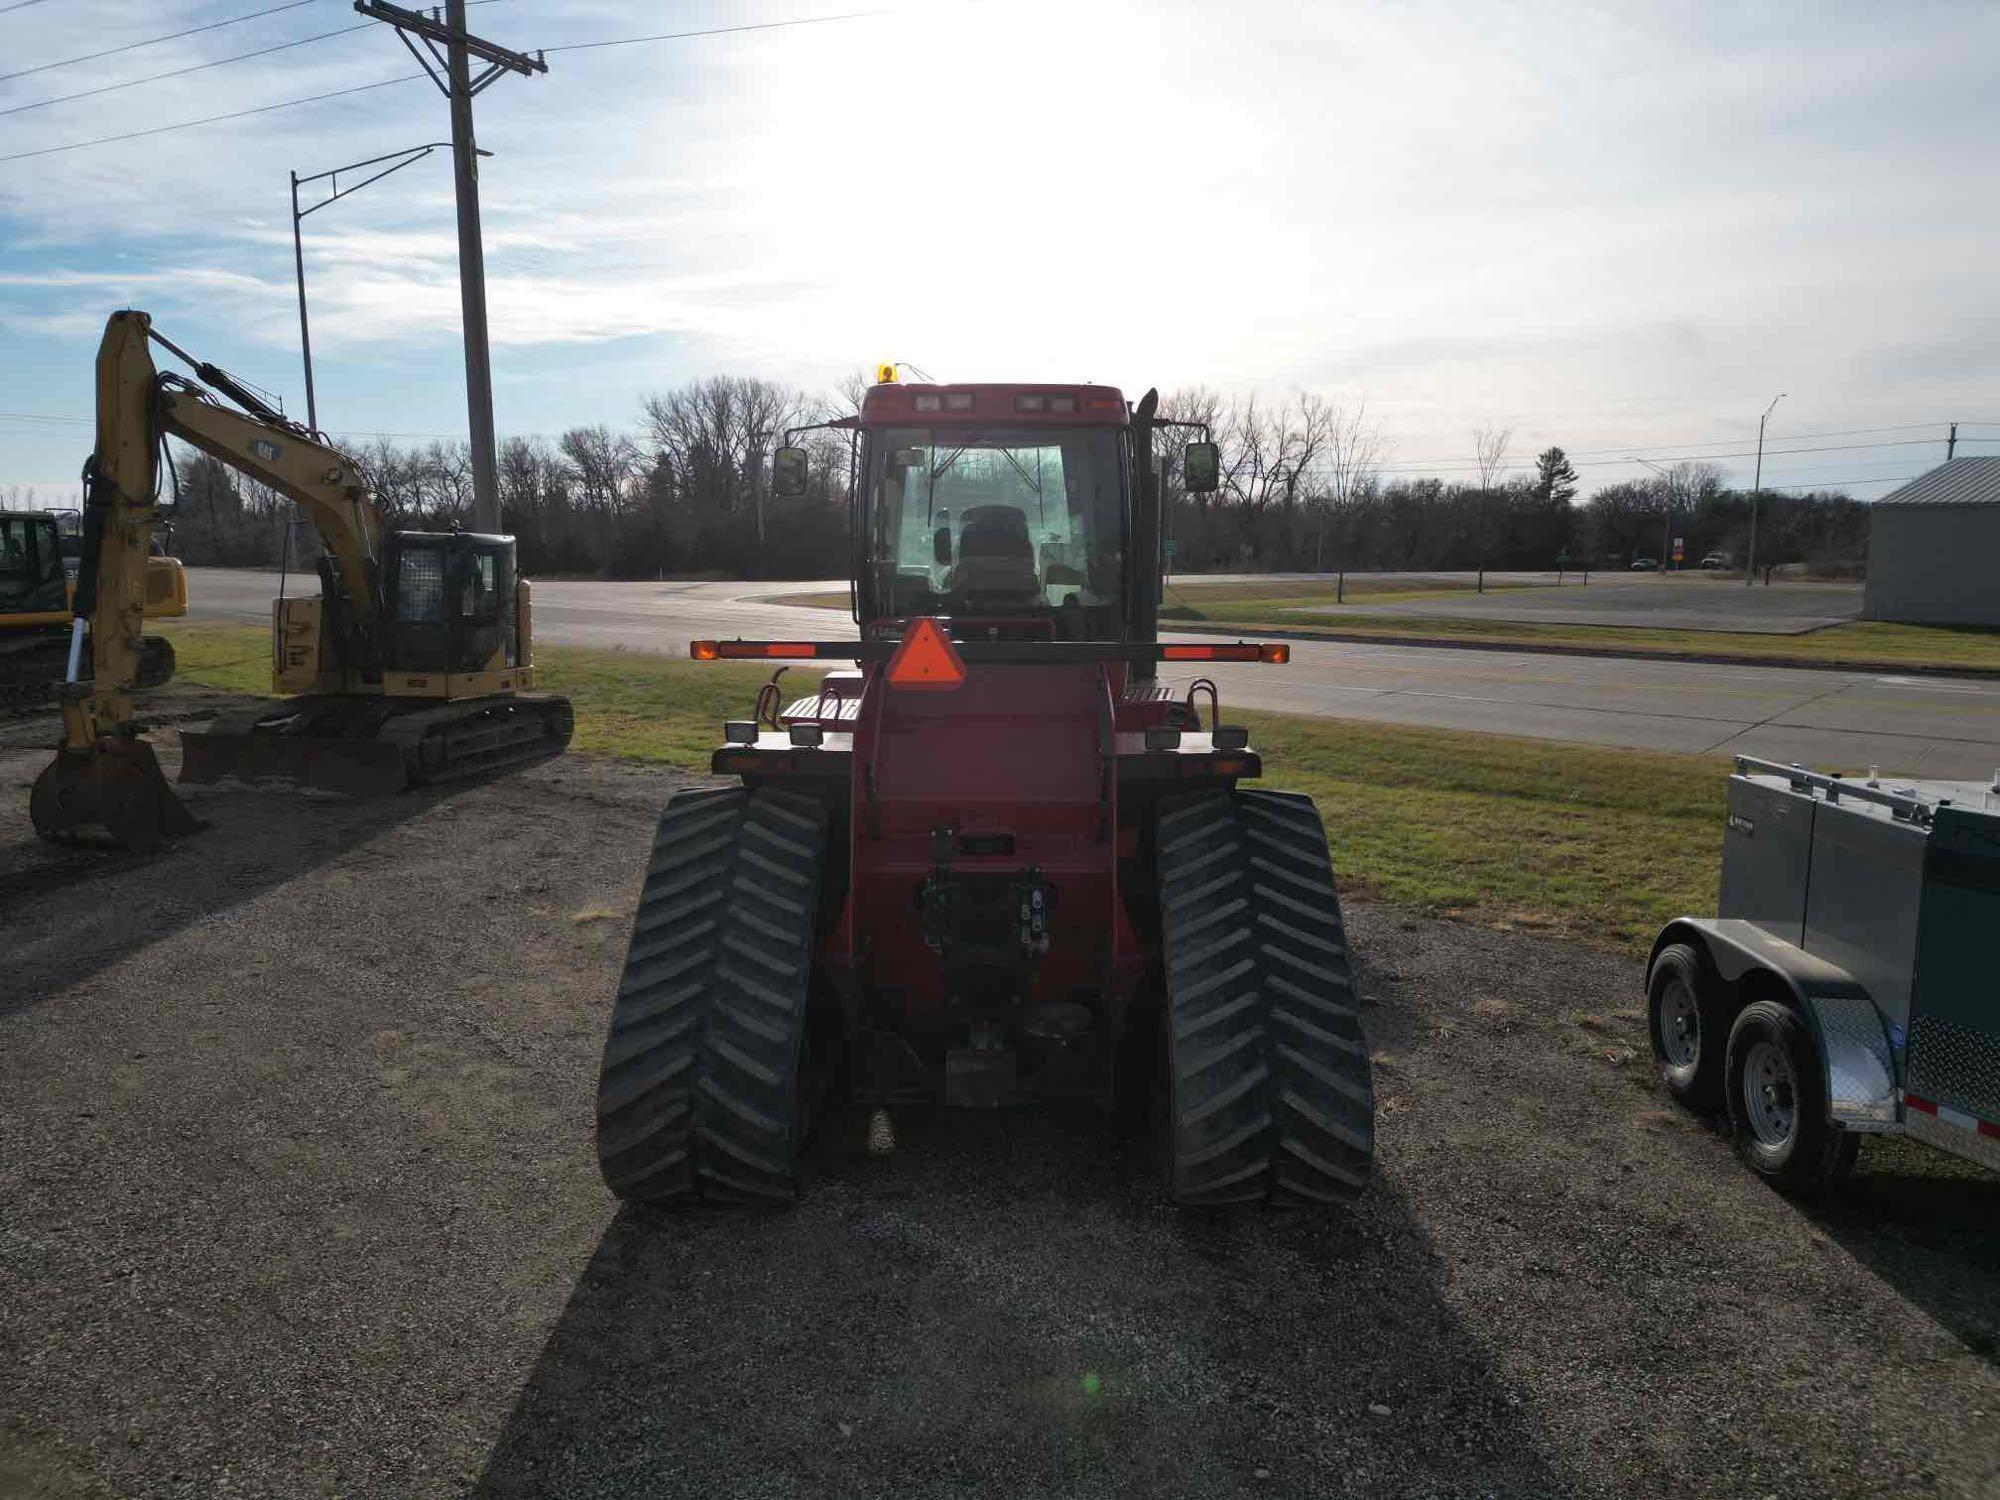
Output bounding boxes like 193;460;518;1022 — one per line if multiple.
0;0;320;84
542;9;891;54
1361;435;1958;477
0;73;423;163
0;7;888;160
0;0;60;14
0;22;372;118
0;0;512;114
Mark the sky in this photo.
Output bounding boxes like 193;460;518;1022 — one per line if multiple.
3;0;1999;506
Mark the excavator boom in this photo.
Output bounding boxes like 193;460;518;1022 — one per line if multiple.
30;311;199;848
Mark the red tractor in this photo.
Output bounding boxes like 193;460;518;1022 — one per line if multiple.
594;380;1372;1208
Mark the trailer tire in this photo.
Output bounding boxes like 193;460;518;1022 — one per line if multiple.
1723;1000;1857;1194
595;786;826;1207
1156;789;1373;1208
1647;942;1727;1110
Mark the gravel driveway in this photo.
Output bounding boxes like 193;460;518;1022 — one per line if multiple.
2;697;1994;1498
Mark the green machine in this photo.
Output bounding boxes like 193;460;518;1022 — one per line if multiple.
1645;756;2000;1189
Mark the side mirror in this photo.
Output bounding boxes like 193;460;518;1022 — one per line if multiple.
933;526;953;566
1183;441;1220;495
770;446;809;500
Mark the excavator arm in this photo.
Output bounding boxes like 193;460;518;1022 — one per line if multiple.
157;381;381;619
31;309;385;849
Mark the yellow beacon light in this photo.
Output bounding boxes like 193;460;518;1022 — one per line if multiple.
876;362;899;384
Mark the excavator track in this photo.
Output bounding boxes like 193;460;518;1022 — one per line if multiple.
596;787;826;1206
1156;789;1374;1208
179;691;572;795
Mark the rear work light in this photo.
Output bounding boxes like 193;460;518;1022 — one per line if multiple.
914;394;941;412
1157;643;1291;664
915;392;974;414
691;640;818;660
1015;393;1046;412
1047;394;1076;413
945;392;973;411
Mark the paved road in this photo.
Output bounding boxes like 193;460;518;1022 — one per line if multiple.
1309;573;1864;634
185;570;2000;778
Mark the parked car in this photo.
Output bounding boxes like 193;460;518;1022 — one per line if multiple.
1700;552;1731;570
1630;557;1660;571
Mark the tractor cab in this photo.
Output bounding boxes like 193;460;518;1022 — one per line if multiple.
773;380;1218;643
851;384;1133;640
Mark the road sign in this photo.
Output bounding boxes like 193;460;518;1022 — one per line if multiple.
1672;537;1685;561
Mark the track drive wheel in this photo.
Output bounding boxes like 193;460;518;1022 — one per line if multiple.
1156;790;1373;1208
595;786;827;1206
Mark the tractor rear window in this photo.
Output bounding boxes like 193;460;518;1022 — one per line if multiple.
863;425;1125;631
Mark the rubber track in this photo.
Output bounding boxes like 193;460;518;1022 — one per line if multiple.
596;787;825;1205
1157;789;1373;1207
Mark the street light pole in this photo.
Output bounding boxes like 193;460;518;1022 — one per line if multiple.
290;142;471;434
1746;392;1784;586
290;171;316;433
1631;456;1672;570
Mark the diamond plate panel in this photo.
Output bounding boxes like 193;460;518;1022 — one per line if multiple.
1808;994;1897;1127
1903;1108;2000;1173
1907;1014;2000;1123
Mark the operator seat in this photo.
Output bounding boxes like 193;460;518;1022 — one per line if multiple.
949;505;1040;598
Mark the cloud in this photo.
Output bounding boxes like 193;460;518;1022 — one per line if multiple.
2;0;1999;496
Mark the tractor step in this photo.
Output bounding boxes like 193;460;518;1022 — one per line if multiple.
1157;789;1374;1208
595;787;828;1206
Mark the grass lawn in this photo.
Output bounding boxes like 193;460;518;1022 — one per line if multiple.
1243;611;2000;670
158;621;1722;951
766;578;2000;671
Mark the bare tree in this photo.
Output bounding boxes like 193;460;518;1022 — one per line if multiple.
1473;423;1513;491
1313;398;1386;572
1472;422;1513;590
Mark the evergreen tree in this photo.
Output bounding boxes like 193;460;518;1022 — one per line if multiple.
1534;445;1579;507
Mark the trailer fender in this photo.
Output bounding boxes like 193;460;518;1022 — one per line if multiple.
1652;918;1897;1130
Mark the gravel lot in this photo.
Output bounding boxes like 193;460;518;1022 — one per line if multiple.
2;692;1995;1499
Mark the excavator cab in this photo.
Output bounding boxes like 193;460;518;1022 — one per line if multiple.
383;532;521;676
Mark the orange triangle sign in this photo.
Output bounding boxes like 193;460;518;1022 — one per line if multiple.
885;616;967;691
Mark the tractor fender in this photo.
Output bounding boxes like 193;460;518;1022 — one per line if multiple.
1651;918;1898;1131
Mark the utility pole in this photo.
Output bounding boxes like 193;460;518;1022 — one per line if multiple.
1948;422;1959;461
1745;392;1784;587
354;1;545;533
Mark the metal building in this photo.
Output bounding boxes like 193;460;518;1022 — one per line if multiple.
1863;456;2000;626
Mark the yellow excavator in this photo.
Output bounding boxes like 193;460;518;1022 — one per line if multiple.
30;309;573;849
2;507;186;707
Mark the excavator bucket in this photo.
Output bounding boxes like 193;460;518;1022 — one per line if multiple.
31;737;199;851
177;726;409;798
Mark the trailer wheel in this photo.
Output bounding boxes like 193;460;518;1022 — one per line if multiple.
1647;943;1727;1110
595;786;826;1207
1723;1000;1858;1193
1155;789;1373;1208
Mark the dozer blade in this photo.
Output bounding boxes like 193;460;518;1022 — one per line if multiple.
178;727;408;797
31;738;200;851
